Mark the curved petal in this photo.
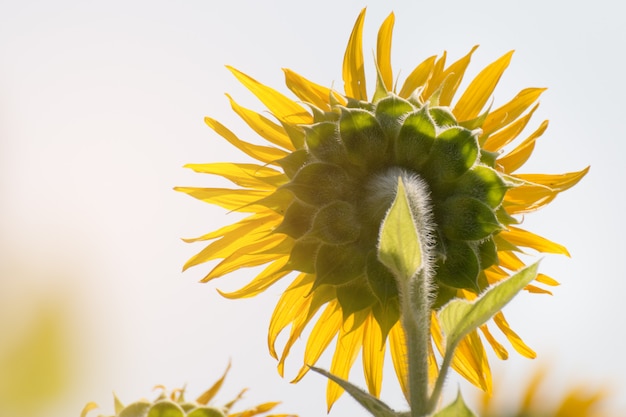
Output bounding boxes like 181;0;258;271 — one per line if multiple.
227;66;313;126
376;12;395;92
226;94;295;150
398;55;436;99
184;162;287;190
454;51;514;121
482;103;539;151
362;313;385;397
482;87;547;135
493;312;536;358
175;187;272;212
205;117;288;164
283;69;340;111
389;321;409;400
498;120;549;173
342;8;367;100
499;226;570;256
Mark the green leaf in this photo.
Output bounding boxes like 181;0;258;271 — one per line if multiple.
433;391;477;417
377;177;422;282
147;402;185;417
310;366;398;417
439;261;539;348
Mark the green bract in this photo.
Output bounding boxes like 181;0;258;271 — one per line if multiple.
276;93;513;318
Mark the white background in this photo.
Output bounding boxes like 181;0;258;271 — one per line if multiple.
1;1;624;416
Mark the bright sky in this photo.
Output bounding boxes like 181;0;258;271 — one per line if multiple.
1;1;625;417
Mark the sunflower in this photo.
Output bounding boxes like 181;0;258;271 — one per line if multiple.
478;366;612;417
80;363;295;417
176;8;588;408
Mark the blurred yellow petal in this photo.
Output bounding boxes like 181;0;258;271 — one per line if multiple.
342;8;367;100
376;12;395;91
196;361;231;405
479;325;509;360
454;51;514;121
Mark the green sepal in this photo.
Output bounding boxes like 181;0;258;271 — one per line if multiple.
187;408;227;417
429;106;457;128
365;251;399;306
147;401;185;417
439;261;539;350
309;367;398;417
479;148;499;168
374;95;415;140
314;243;366;288
455;166;509;208
285;238;320;273
277;149;308;178
371;298;400;342
118;401;151;417
310;201;361;244
433;391;477;417
477;237;498;269
275;200;316;238
284;162;351;206
377;177;423;282
435;240;480;291
336;281;377;319
425;126;479;183
339;107;389;168
394;106;437;170
303;122;347;164
279;120;305;149
439;196;501;241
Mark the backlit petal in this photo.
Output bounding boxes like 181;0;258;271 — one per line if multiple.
342;8;367;100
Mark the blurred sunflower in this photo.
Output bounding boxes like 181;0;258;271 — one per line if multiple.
81;363;295;417
478;366;612;417
177;8;588;408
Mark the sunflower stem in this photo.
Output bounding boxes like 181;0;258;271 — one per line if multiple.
398;270;432;417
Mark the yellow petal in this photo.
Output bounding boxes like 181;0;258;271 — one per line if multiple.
398;55;436;99
205;117;288;164
196;361;231;405
268;273;313;359
389;321;409;400
503;182;558;214
342;8;367;100
183;224;275;271
362;314;385;397
499;226;570;256
175;187;272;212
493;312;536;358
182;212;279;243
218;257;291;299
536;273;559;286
376;12;395;92
226;66;313;126
203;237;291;282
479;325;509;360
226;94;295;150
327;311;366;409
482;87;546;135
293;301;342;383
482;104;539;151
452;330;492;393
514;167;590;192
454;51;514;121
524;284;553;295
498;120;548;173
184;162;287;190
426;46;478;106
283;69;345;111
80;402;98;417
